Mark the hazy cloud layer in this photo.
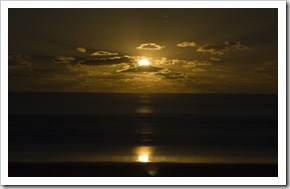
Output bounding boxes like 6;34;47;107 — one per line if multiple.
136;43;165;50
9;53;30;66
209;57;221;61
9;55;277;93
182;60;212;68
197;44;230;55
117;65;164;73
91;51;118;56
53;56;75;63
177;42;197;47
252;60;278;74
157;69;187;79
197;41;250;55
8;44;274;94
80;56;132;65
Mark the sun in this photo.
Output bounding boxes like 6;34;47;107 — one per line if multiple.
138;59;150;66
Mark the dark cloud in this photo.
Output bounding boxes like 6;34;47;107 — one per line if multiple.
8;53;30;66
91;51;118;56
117;64;187;81
53;56;75;63
117;65;163;73
177;42;197;47
136;43;165;50
197;44;230;55
116;65;131;73
225;41;250;51
197;41;250;55
80;56;132;65
156;69;187;79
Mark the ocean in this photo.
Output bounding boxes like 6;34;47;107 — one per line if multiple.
8;93;278;176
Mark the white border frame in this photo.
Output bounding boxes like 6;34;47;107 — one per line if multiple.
1;0;286;185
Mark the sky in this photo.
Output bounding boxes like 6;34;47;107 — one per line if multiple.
8;8;278;93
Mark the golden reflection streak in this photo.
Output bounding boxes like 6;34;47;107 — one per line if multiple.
136;106;153;114
138;154;149;162
135;146;152;163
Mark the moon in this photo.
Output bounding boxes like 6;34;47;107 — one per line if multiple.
138;59;150;66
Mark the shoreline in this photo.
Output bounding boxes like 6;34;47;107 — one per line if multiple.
9;162;278;177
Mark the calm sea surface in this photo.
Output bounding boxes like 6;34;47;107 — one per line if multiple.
9;93;278;164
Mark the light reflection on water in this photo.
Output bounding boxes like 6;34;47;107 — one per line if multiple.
135;95;155;162
8;93;278;165
137;123;154;143
136;106;153;114
136;94;155;143
136;94;153;114
56;151;278;164
135;146;153;163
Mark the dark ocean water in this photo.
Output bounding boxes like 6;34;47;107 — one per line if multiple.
9;93;278;164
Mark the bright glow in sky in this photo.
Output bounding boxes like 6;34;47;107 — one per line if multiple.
138;59;150;66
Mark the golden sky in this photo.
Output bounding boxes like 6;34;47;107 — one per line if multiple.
8;8;278;93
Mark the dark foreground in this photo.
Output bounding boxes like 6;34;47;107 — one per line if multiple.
9;162;277;177
9;93;278;177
